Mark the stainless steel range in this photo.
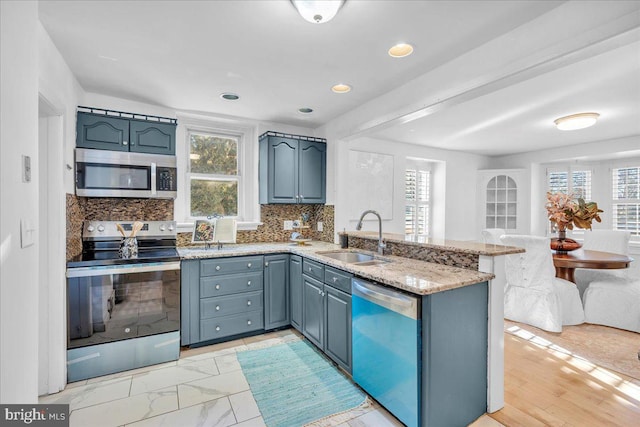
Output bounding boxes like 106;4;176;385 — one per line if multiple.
66;221;180;382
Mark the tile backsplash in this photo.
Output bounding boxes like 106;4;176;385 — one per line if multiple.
66;194;173;260
177;204;335;247
66;194;335;259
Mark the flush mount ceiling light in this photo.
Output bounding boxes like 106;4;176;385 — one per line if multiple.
291;0;345;24
388;43;414;58
331;83;351;93
554;112;600;131
298;107;314;114
220;92;239;101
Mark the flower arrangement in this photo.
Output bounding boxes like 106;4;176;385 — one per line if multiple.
545;191;603;231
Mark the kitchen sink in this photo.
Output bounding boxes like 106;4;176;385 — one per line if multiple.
318;251;390;265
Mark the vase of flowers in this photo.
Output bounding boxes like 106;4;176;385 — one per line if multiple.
545;192;603;254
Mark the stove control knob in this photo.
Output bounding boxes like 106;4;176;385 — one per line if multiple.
87;225;95;232
97;225;105;232
159;224;166;231
168;224;175;231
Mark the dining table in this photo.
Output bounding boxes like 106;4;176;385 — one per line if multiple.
552;249;634;283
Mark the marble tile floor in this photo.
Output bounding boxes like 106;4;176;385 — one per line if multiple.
40;329;500;427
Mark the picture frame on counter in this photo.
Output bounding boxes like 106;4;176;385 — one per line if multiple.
192;219;215;244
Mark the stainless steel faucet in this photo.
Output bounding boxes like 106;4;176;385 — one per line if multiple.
356;210;386;255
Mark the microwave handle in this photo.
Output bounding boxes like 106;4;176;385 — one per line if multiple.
151;162;157;195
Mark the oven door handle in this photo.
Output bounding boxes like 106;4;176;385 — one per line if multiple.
66;261;181;278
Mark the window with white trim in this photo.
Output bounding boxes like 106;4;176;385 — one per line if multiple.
612;165;640;240
546;166;593;233
547;168;592;200
187;130;241;218
405;164;431;237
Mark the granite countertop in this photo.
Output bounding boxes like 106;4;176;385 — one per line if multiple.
178;242;495;295
344;231;525;256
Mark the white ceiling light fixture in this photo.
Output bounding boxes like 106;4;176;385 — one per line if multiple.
291;0;345;24
554;112;600;131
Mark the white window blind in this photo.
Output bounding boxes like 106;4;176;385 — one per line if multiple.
547;168;593;233
405;169;430;237
612;166;640;238
547;170;592;200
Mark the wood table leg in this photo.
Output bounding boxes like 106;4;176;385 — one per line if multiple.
555;266;575;283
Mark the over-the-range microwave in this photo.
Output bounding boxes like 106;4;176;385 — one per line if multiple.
75;148;177;199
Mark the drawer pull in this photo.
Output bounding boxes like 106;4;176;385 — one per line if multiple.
247;320;252;326
247;301;252;306
332;277;338;282
216;326;220;331
247;263;252;268
215;284;221;290
247;281;251;286
215;305;220;311
308;267;313;272
215;266;221;271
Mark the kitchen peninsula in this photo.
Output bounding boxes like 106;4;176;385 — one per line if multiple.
178;236;521;426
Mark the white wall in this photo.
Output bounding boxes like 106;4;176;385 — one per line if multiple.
330;136;491;241
1;0;40;404
37;20;85;396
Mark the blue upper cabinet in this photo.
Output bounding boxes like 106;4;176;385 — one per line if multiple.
76;113;130;152
76;109;176;155
259;132;326;204
129;120;175;155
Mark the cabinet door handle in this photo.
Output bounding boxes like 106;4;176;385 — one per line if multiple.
215;305;220;311
247;280;251;286
247;320;252;326
215;326;220;331
247;300;252;306
265;262;269;267
123;141;128;146
247;263;252;268
215;266;221;271
215;284;221;290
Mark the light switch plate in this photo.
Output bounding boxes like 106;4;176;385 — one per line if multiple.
20;218;35;248
284;220;293;230
317;221;323;231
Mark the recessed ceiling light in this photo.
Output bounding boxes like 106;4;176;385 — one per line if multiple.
298;107;314;114
554;112;600;131
388;43;414;58
220;93;240;101
331;83;351;93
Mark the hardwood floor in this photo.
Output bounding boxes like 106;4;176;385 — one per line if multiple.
489;333;640;426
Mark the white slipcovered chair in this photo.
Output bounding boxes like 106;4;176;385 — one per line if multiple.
574;230;631;297
482;228;505;245
579;230;639;332
500;235;584;332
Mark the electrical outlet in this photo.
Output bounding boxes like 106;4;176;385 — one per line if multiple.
284;220;293;230
317;221;323;232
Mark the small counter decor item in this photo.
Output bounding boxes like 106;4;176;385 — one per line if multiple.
192;219;215;244
545;192;603;254
117;221;142;258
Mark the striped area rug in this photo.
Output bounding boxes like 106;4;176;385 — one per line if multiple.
237;340;366;427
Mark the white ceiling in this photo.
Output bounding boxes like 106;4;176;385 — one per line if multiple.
39;0;640;156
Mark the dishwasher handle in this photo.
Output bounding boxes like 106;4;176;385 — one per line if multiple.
352;279;419;319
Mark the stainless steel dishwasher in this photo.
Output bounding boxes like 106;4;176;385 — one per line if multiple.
352;278;420;427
